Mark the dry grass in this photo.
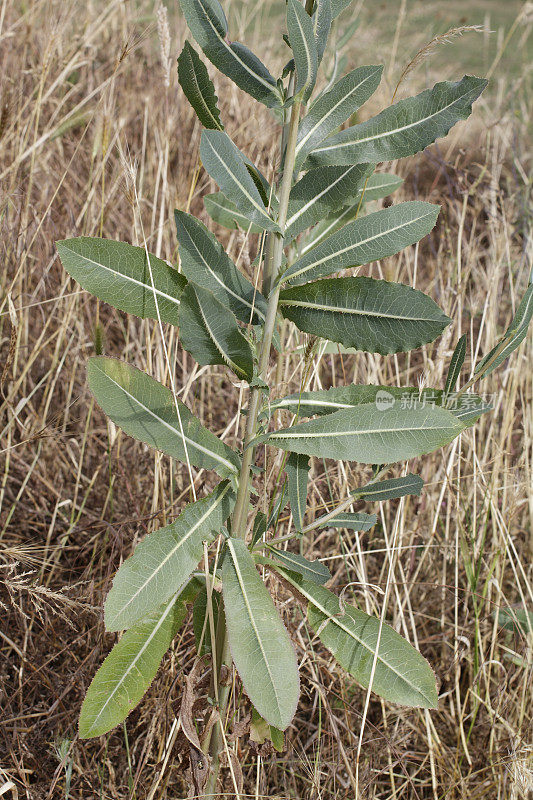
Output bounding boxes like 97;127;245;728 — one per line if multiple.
1;1;532;798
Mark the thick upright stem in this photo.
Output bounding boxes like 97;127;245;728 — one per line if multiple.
204;96;302;799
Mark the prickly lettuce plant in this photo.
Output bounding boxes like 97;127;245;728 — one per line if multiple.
56;0;533;793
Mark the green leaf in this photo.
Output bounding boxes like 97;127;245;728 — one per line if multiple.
244;161;275;208
283;201;439;285
204;191;264;234
178;283;255;381
312;0;331;64
175;210;267;325
250;708;284;752
177;41;223;130
294;65;383;169
255;400;464;464
286;452;309;532
222;538;300;730
285;164;372;240
178;0;282;108
307;75;487;167
251;511;268;548
474;283;533;379
266;385;488;427
496;606;533;635
354;474;424;501
287;0;318;102
299;172;404;255
56;238;186;326
331;0;353;17
79;595;186;738
317;511;377;531
444;333;467;398
266;488;289;530
193;586;221;654
281;572;438;708
104;481;234;631
335;18;359;51
200;130;281;233
87;357;240;478
279;277;450;354
266;547;331;584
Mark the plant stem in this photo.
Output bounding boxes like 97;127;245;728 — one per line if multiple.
204;94;302;799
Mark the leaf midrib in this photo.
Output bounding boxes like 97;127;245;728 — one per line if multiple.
196;0;279;98
85;593;178;735
292;1;314;96
226;540;286;719
286;207;436;282
279;296;442;323
313;83;477;155
296;68;381;158
107;485;230;626
285;165;360;232
94;364;237;474
203;136;270;223
184;49;222;130
194;289;245;375
282;573;434;704
268;420;459;440
180;223;264;321
62;248;181;307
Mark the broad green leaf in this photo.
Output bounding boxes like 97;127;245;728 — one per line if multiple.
279;277;450;354
56;238;185;326
255;400;464;464
179;0;282;108
266;386;489;427
444;333;467;398
474;283;533;379
175;210;267;325
295;65;383;169
104;481;234;631
307;75;487;167
287;0;317;102
200;130;281;233
317;511;377;531
285;164;372;240
265;547;331;584
204;191;264;234
79;595;186;738
354;474;424;501
300;172;404;255
283;201;439;285
222;538;300;730
280;571;438;708
286;452;309;532
177;41;223;130
312;0;331;64
193;586;221;654
178;283;255;381
87;357;240;478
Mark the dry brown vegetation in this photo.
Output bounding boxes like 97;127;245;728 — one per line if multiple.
1;1;532;798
